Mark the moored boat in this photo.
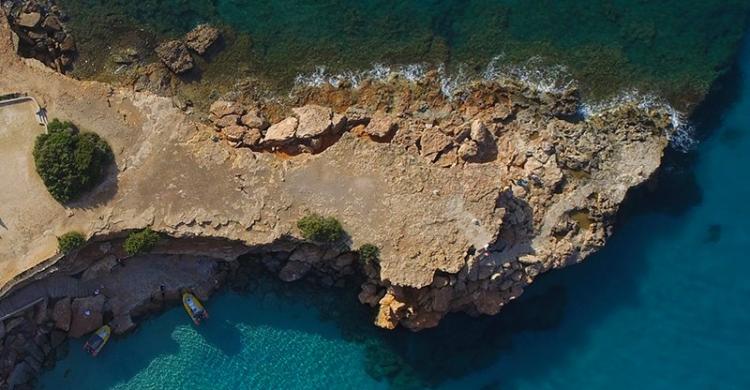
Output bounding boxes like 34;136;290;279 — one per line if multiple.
83;325;111;357
182;292;209;325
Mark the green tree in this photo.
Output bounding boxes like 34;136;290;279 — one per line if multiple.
57;231;86;254
123;228;160;256
32;119;113;203
297;214;344;242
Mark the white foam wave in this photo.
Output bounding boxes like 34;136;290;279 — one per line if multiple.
293;63;429;91
483;55;576;94
292;55;575;99
292;59;696;153
577;90;697;153
437;64;470;100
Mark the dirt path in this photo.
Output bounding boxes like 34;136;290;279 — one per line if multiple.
0;100;62;283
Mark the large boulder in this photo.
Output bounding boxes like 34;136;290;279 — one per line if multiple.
222;125;247;143
60;35;76;52
288;244;324;264
185;24;221;55
241;111;268;129
209;100;244;119
110;314;136;335
68;296;105;338
214;114;240;128
243;127;263;146
358;283;382;306
420;130;453;161
52;297;71;332
374;291;408;330
469;120;493;145
16;12;41;28
49;330;67;348
155;40;194;74
364;112;397;139
458;120;496;162
458;140;479;161
293;105;333;139
42;15;62;32
7;362;33;388
263;117;298;145
278;260;311;282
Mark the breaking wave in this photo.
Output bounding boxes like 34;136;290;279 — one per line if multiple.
577;90;697;153
293;57;696;153
292;55;575;98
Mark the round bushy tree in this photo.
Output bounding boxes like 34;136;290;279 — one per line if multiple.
123;228;160;256
33;119;113;203
57;231;86;254
297;214;344;242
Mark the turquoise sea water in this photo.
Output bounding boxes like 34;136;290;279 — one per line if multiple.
40;37;750;388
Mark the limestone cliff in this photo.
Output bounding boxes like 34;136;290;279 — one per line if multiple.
0;11;671;332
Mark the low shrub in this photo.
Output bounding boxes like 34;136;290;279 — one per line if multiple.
297;214;344;242
358;243;380;265
33;119;113;203
57;231;85;254
123;228;160;256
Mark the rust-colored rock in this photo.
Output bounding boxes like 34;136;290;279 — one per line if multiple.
375;291;409;330
222;125;247;142
364;112;397;138
185;24;221;55
155;40;194;74
263;117;298;145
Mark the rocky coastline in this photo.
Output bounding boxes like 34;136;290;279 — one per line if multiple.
0;5;680;388
3;0;76;73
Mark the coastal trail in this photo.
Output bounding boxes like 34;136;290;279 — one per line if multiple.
0;276;97;321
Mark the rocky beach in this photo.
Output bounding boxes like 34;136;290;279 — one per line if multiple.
1;1;749;389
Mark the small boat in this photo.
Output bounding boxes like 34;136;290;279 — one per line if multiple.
182;292;209;325
83;325;111;357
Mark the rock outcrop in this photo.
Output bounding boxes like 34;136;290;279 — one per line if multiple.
68;295;104;338
0;8;673;338
5;0;76;72
185;24;220;55
155;40;194;74
200;75;671;330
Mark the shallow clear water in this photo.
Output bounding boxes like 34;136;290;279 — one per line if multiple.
39;292;385;389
